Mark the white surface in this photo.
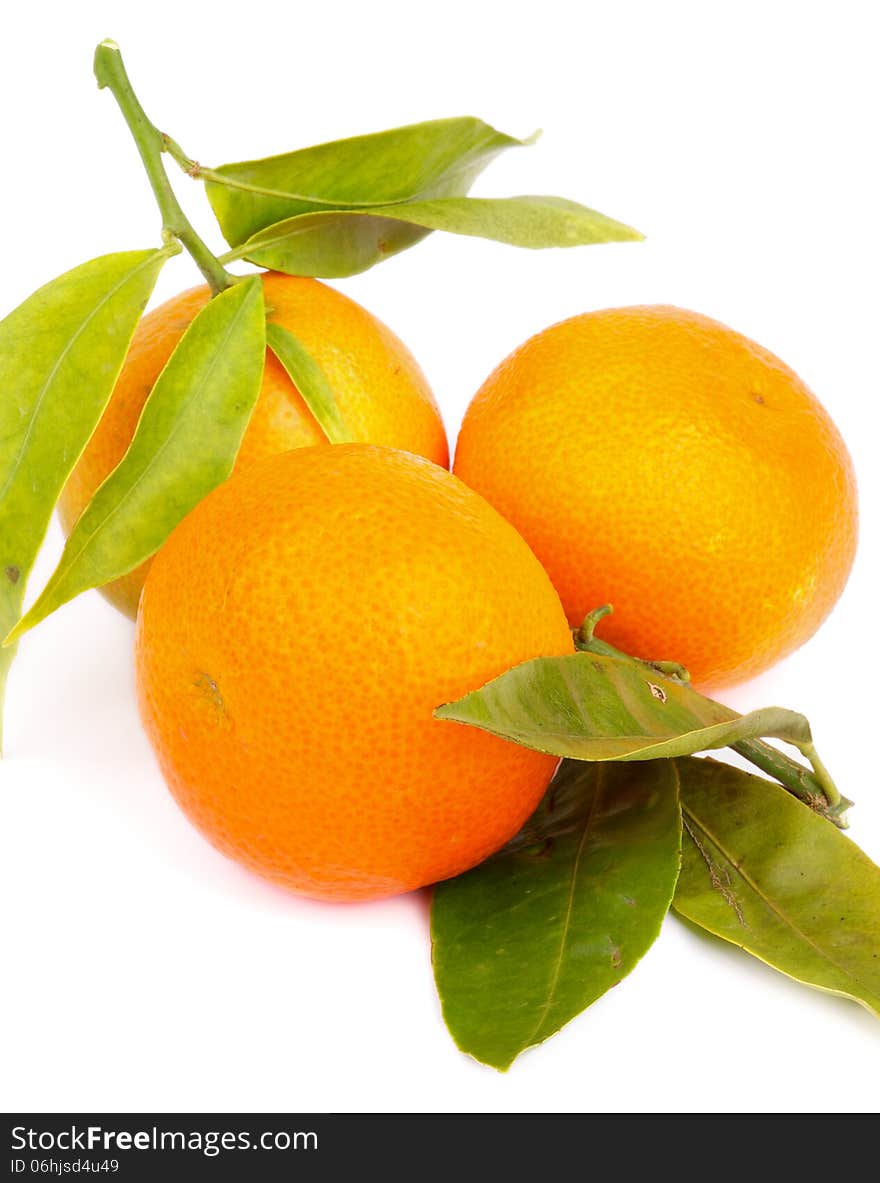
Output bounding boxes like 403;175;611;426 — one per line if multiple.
1;0;878;1114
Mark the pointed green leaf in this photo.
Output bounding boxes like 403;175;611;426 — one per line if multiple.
432;759;682;1070
6;277;265;640
0;247;170;744
265;322;352;443
673;757;880;1017
435;650;815;762
207;117;533;247
228;196;642;278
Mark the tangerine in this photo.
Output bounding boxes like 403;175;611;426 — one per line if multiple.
135;444;573;901
453;305;857;687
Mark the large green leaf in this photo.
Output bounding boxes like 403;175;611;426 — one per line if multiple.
432;760;682;1070
228;196;642;279
206;116;532;247
435;651;815;762
6;277;265;641
673;758;880;1017
0;247;170;745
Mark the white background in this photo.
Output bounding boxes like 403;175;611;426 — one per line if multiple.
1;1;878;1114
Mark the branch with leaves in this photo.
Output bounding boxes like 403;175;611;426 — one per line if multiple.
432;623;878;1069
0;40;641;738
0;39;876;1072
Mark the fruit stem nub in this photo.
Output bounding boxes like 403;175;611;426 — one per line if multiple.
93;40;235;296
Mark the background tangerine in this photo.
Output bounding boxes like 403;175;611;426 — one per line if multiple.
453;305;858;687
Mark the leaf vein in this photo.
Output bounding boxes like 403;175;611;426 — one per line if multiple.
681;802;865;989
523;764;606;1047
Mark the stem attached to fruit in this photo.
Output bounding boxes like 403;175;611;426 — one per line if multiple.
93;40;235;295
574;608;850;827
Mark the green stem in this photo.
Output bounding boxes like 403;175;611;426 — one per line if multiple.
93;41;234;295
574;609;848;826
732;739;850;827
728;739;815;807
578;605;690;683
800;742;843;810
579;603;614;640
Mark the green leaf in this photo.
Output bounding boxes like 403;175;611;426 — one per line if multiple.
432;759;682;1070
673;758;880;1018
228;196;642;279
0;247;170;745
435;650;814;762
207;116;533;247
265;322;352;443
6;277;265;641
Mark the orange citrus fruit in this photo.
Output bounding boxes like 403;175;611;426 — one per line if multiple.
454;305;857;687
60;272;448;618
135;444;573;901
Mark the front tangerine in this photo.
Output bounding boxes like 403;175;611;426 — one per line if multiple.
135;445;574;901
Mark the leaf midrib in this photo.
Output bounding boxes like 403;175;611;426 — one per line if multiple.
681;802;871;996
220;124;508;214
522;765;607;1050
447;714;803;757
